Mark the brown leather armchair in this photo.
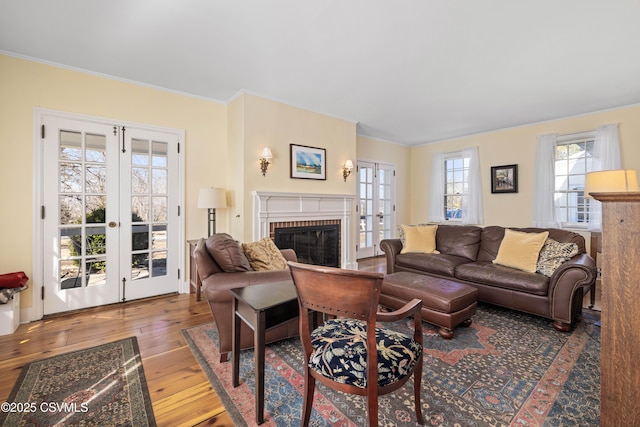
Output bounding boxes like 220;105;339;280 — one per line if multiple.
193;235;300;362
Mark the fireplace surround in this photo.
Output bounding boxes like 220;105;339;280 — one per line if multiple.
252;191;357;269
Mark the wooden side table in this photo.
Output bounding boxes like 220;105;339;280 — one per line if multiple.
188;239;203;301
231;281;299;424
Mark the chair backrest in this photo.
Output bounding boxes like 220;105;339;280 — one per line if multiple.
287;261;385;322
288;260;386;399
288;261;423;426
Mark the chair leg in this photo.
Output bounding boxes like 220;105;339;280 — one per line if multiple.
414;359;424;424
367;393;379;427
301;370;315;427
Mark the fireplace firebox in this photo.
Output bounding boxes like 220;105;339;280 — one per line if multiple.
274;224;339;267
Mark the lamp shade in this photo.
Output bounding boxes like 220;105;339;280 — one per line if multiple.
584;170;639;198
197;187;227;209
261;147;273;159
344;159;354;170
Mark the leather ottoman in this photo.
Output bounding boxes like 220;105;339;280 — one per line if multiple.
381;271;478;338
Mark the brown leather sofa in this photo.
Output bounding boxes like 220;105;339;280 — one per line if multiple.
380;225;596;331
193;234;299;362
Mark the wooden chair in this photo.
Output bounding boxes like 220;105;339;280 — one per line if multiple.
288;261;424;426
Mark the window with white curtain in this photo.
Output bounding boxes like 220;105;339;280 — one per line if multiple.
429;147;483;225
533;123;619;230
444;153;468;221
554;132;596;227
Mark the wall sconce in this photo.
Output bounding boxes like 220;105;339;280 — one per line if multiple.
585;169;639;198
197;187;227;236
260;147;273;176
342;160;354;182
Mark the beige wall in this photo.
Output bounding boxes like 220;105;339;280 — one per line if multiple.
231;93;357;242
3;52;639;319
0;56;358;318
0;54;226;311
409;105;640;227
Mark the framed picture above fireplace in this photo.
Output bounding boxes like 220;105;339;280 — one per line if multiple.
290;144;326;180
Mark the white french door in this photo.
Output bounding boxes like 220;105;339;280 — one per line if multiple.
356;161;395;259
41;113;181;315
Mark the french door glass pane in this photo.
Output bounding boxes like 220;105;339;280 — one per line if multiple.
85;133;106;162
131;139;169;280
58;130;107;290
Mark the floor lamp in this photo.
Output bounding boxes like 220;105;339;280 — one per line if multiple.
197;188;227;236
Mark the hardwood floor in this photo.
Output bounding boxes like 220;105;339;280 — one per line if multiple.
0;293;234;426
0;256;598;426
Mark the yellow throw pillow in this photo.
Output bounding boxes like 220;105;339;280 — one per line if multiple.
242;238;289;271
493;229;549;273
400;224;440;254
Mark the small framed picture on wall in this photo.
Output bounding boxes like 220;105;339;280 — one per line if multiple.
290;144;326;180
491;164;518;193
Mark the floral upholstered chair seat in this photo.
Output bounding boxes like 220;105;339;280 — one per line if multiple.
309;318;422;388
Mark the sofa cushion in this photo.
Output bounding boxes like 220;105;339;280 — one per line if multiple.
205;233;252;272
400;224;439;254
516;227;586;254
436;225;482;261
536;238;579;277
455;262;550;296
476;226;506;262
242;237;289;271
492;229;549;273
396;253;471;277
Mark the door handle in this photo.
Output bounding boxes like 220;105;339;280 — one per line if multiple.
108;221;118;228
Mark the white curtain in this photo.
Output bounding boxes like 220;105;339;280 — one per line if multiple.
461;146;483;225
532;134;560;228
428;152;445;222
588;124;622;231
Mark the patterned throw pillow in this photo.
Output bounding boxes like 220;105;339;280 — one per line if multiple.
242;237;289;271
536;238;579;277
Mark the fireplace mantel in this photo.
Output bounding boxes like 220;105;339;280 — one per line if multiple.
252;191;357;269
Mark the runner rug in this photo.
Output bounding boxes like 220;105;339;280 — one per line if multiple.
183;304;600;426
0;337;156;427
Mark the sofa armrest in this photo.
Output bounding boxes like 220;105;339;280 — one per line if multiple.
380;239;403;274
194;238;222;281
548;253;596;324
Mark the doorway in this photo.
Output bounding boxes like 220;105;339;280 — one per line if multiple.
37;110;183;315
356;161;395;259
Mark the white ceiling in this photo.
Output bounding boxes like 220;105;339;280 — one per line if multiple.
2;0;640;145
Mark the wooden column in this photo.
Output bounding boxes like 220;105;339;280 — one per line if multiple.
592;192;640;426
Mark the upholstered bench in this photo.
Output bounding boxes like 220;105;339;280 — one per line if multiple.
380;271;478;339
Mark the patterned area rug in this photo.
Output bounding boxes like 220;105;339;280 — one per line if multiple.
0;337;156;427
183;304;600;426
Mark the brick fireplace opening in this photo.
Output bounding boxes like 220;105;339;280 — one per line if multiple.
271;220;341;267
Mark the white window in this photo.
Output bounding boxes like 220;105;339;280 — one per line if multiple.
444;153;468;221
429;147;482;225
554;132;595;227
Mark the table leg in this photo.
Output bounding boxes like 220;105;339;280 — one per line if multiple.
232;298;241;387
255;310;266;424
